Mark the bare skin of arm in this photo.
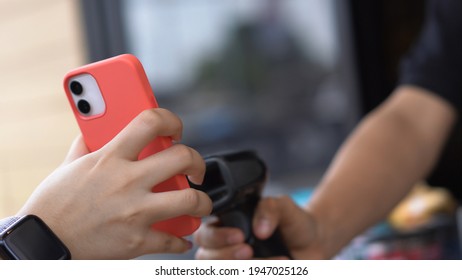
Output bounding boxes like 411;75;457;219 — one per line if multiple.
306;85;457;258
194;85;457;259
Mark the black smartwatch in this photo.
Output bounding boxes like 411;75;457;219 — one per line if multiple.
0;215;71;260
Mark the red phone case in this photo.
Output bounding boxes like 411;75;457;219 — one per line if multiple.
63;54;200;237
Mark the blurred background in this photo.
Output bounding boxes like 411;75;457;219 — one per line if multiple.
0;0;84;218
1;0;459;259
86;0;362;195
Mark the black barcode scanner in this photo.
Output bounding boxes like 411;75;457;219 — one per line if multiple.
190;151;291;258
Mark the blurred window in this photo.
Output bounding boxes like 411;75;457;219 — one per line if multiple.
91;0;360;189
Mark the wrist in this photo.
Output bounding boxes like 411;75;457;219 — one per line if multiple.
299;207;330;259
303;204;342;259
0;215;71;260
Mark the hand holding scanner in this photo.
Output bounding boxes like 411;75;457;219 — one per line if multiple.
190;151;291;258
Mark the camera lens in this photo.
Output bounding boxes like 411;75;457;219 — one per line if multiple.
77;100;91;114
70;81;83;95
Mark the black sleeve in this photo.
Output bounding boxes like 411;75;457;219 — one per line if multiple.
399;0;462;112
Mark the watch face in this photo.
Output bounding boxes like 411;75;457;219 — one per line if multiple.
4;216;70;260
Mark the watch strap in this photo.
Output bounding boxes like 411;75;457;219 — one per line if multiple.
0;216;21;234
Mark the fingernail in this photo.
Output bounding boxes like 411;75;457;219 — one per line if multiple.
257;219;272;236
234;246;252;259
227;233;243;245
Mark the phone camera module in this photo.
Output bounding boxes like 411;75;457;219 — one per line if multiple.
77;100;91;114
70;81;83;95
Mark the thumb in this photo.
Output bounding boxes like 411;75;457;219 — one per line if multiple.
62;135;90;165
252;196;317;249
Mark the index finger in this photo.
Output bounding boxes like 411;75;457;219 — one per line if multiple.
194;221;246;249
105;108;183;160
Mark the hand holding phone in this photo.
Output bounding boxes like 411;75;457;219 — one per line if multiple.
63;54;201;237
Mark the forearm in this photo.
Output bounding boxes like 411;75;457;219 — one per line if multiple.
305;86;456;258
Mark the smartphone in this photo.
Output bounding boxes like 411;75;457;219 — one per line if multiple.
63;54;200;237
